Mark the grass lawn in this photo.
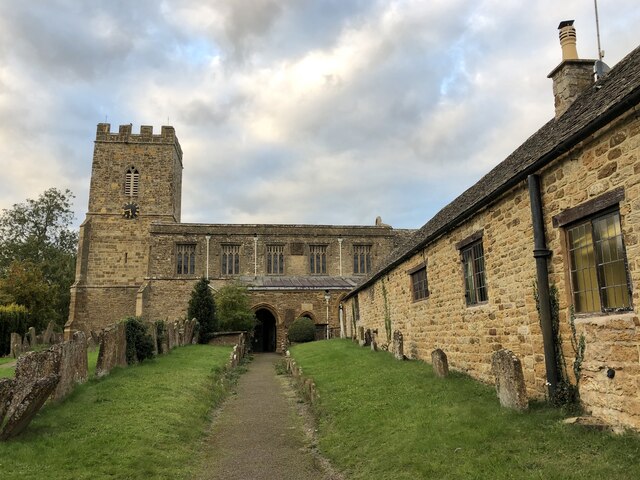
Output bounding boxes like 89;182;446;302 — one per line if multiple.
0;356;14;365
0;345;232;479
291;339;640;480
0;347;99;379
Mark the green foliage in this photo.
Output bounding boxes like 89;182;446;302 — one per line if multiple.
533;282;582;410
214;283;257;332
289;340;640;480
0;304;29;356
0;345;234;479
381;280;392;343
287;317;316;343
124;317;155;365
0;188;77;328
188;278;217;343
569;304;586;386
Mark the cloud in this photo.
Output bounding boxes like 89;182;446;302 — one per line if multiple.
0;1;638;230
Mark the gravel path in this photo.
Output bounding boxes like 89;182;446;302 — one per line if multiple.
194;353;337;480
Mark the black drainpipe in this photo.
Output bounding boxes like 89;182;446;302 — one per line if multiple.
527;174;559;400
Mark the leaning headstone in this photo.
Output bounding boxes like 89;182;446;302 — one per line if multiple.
146;322;159;356
491;349;528;410
50;332;89;401
43;321;56;345
0;374;60;441
95;322;127;378
9;333;22;358
431;349;449;378
371;340;378;352
167;322;176;350
15;349;61;382
0;378;13;420
392;330;404;360
364;329;372;347
27;327;37;348
358;327;365;342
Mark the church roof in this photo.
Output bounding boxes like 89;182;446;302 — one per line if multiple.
243;275;358;290
346;44;640;299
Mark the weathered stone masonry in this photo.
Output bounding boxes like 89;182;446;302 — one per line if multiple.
344;36;640;430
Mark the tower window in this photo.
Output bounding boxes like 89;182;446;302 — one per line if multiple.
309;245;327;274
176;244;196;275
124;167;139;197
221;245;240;275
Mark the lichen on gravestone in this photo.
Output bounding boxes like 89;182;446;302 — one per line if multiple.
491;349;528;410
431;348;449;378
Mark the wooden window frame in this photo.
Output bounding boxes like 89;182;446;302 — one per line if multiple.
564;206;632;314
460;238;488;306
408;262;428;302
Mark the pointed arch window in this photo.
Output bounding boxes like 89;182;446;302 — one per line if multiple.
124;167;139;197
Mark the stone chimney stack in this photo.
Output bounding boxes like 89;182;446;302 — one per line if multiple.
547;20;596;119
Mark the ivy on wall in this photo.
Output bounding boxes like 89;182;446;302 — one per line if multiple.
382;280;392;343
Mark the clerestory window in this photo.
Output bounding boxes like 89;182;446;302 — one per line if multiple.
221;245;240;275
176;244;196;275
353;245;372;275
266;245;284;275
309;245;327;274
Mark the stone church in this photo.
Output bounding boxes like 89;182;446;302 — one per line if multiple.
65;123;411;351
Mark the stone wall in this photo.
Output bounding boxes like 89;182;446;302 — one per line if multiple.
345;110;640;430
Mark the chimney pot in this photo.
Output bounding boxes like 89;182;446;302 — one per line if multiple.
558;19;579;61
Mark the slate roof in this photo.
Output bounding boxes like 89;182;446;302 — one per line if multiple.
346;45;640;299
240;275;359;290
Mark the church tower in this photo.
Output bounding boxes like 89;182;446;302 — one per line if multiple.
66;123;183;337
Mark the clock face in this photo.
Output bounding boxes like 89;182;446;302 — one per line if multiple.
122;202;139;219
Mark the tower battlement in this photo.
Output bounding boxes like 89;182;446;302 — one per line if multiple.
95;123;182;158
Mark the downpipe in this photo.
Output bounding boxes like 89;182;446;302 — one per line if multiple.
527;174;560;400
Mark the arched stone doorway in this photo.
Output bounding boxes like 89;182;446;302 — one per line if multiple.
253;308;277;352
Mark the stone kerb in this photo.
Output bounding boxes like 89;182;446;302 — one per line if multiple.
224;333;248;371
95;322;127;378
431;349;449;378
392;330;404;360
491;349;528;411
50;332;89;402
285;355;320;406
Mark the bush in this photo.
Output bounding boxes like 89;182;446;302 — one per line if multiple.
124;317;155;365
0;304;29;356
287;317;316;343
188;278;217;343
215;283;257;332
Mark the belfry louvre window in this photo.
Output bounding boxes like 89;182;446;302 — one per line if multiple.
124;167;139;197
462;240;488;305
353;245;372;274
309;245;327;274
221;245;240;275
567;210;631;313
266;245;284;275
410;266;428;301
176;244;196;275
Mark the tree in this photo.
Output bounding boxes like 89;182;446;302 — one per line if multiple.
215;283;257;332
188;278;217;343
0;188;78;328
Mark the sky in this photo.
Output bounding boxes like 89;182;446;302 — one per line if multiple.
0;1;638;230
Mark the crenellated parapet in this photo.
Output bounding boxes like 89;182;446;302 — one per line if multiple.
95;123;182;158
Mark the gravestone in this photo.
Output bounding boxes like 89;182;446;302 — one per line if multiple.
491;349;528;410
431;349;449;378
27;327;37;348
183;319;194;345
95;323;127;378
190;319;199;344
43;321;56;345
392;330;404;360
0;374;60;441
370;340;378;352
15;349;61;382
364;329;372;347
0;378;13;420
9;333;22;358
167;322;176;350
146;322;159;356
358;327;365;342
50;332;89;401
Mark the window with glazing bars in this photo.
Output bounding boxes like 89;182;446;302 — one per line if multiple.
309;245;327;274
124;167;139;197
176;244;196;275
353;245;372;274
567;210;631;313
411;266;428;301
266;245;284;275
462;240;487;305
221;245;240;275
